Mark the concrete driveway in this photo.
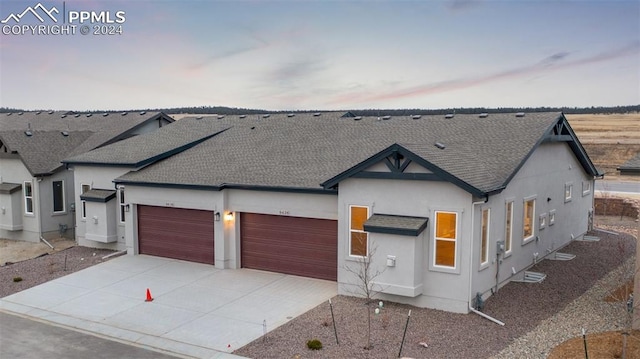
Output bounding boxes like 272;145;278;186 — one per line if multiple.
0;255;337;359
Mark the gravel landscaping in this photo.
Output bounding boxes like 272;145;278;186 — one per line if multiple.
235;228;637;359
0;246;117;298
1;220;636;359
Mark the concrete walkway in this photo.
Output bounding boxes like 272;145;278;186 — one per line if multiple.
0;255;337;359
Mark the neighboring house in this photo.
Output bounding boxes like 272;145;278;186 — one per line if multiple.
0;111;174;242
63;112;600;314
617;152;640;175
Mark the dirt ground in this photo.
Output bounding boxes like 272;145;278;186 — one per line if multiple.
0;238;76;266
565;113;640;179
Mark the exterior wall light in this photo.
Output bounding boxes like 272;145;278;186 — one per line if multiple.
224;211;234;221
214;211;221;222
124;204;130;212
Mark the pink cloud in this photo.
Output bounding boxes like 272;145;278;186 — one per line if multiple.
329;42;640;105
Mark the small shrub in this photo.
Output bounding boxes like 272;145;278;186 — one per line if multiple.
13;277;22;282
306;339;322;350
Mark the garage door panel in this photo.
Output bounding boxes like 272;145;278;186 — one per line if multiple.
241;213;337;281
138;205;214;264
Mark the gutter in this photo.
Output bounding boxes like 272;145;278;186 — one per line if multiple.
469;197;505;326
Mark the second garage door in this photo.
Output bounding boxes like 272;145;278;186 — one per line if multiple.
138;205;214;264
241;213;338;281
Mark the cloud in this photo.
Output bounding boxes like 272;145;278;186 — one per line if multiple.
186;32;271;72
329;42;640;105
447;0;482;12
268;59;326;84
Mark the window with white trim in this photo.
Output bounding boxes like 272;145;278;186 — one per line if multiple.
480;208;490;266
349;205;369;257
523;198;535;242
81;184;91;219
53;180;65;213
24;181;33;214
505;201;513;254
118;186;126;223
564;182;573;202
434;211;457;268
582;181;591;196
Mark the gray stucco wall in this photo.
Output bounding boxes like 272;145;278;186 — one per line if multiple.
471;142;594;299
73;165;131;250
38;170;75;240
0;158;39;242
336;141;594;314
337;178;473;313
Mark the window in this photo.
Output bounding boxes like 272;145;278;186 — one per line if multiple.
81;184;91;219
505;201;513;253
564;182;573;202
480;209;490;265
582;181;591;196
118;186;126;223
349;205;369;256
549;210;556;226
523;198;535;241
24;181;33;214
53;180;65;213
434;211;457;268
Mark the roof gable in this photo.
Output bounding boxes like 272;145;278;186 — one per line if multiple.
321;144;485;197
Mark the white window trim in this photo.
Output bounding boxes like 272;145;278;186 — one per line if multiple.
549;209;556;226
480;208;490;268
23;181;34;215
522;196;536;244
433;210;458;270
118;186;126;223
348;205;369;258
564;182;573;203
52;180;66;214
504;200;514;256
582;181;591;196
80;183;91;220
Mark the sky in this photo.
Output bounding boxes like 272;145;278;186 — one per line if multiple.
0;0;638;111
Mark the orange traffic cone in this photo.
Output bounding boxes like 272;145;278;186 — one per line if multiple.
145;288;154;302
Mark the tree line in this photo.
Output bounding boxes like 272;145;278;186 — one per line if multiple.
1;104;639;115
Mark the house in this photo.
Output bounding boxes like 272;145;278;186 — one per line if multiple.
618;152;640;176
0;111;174;243
63;112;600;314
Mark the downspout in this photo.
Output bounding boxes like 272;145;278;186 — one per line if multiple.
36;176;54;249
469;196;504;326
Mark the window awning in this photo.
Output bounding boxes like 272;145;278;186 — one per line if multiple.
0;182;21;194
80;189;116;203
363;214;429;237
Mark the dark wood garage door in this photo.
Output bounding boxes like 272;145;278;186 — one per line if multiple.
138;205;214;264
241;213;338;281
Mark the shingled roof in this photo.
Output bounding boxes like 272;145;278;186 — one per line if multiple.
0;111;173;176
64;117;230;167
618;152;640;174
113;112;599;196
